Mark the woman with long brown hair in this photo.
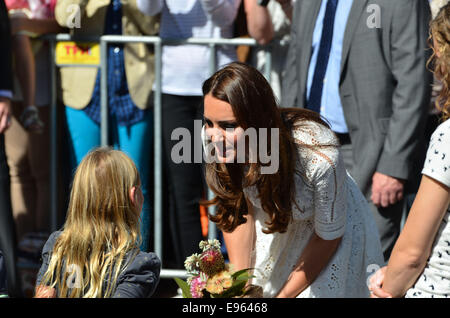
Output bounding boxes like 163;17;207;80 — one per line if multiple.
34;148;161;298
201;62;384;298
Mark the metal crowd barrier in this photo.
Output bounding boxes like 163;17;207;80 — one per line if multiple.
46;34;273;279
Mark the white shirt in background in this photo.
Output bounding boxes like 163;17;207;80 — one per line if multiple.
137;0;241;96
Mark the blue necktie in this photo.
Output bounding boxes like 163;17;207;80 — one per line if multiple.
307;0;339;113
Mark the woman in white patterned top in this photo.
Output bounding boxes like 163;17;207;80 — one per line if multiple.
369;4;450;298
201;62;384;298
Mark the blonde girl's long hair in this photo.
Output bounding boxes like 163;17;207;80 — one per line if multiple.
430;3;450;121
39;148;142;298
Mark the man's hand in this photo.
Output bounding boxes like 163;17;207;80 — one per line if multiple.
0;97;12;133
371;172;405;208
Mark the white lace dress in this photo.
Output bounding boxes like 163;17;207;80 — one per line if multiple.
243;121;384;298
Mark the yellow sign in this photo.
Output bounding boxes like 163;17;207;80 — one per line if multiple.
55;42;100;66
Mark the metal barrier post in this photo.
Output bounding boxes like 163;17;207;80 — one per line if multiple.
153;38;163;264
49;38;58;232
264;45;272;83
100;39;109;147
207;43;218;241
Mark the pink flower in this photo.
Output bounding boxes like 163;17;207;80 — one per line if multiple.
190;276;207;298
200;249;225;276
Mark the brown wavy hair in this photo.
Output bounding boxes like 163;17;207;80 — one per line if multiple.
430;3;450;121
202;62;330;234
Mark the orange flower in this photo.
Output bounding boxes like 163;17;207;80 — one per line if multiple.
205;270;233;294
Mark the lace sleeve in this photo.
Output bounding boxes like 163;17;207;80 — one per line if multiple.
293;121;347;240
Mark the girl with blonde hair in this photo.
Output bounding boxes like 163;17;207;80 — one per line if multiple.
369;4;450;298
34;147;160;298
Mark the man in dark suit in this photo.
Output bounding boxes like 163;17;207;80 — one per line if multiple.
0;0;23;297
282;0;432;261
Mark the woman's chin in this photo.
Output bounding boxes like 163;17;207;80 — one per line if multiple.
216;152;236;164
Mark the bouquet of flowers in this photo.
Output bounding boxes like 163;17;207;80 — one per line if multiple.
174;239;262;298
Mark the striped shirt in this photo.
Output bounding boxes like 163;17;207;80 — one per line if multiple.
137;0;241;96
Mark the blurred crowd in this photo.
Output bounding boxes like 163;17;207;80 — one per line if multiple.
0;0;445;297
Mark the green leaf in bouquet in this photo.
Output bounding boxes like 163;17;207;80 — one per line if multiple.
231;268;253;280
174;277;192;298
232;268;255;283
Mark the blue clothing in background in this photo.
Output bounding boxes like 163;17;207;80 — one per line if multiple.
83;0;146;126
306;0;354;133
65;107;153;252
307;0;339;115
65;0;153;252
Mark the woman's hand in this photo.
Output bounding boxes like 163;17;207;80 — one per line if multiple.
0;97;12;133
368;266;392;298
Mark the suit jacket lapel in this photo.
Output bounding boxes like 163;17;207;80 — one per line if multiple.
340;0;369;75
